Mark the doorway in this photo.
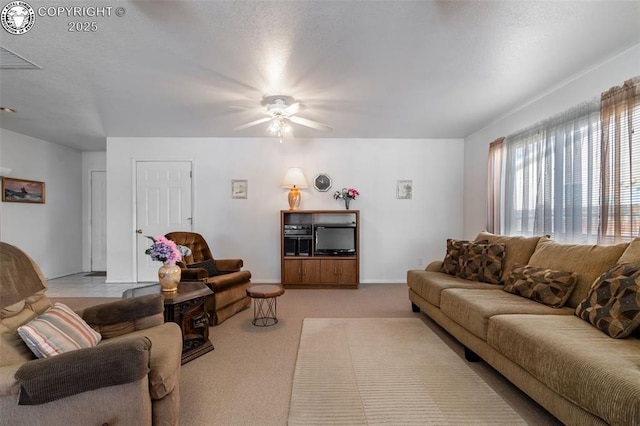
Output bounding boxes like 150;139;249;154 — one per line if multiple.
135;161;193;282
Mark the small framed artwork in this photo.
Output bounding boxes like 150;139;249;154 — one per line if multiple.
396;180;413;200
231;179;248;199
2;177;45;203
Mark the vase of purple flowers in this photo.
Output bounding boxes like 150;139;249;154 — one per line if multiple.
145;236;182;292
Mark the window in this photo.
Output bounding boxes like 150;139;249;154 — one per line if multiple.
489;76;640;244
599;77;640;243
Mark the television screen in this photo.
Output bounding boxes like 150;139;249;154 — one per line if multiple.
315;226;356;254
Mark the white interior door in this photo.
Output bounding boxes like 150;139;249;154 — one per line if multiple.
90;171;107;271
136;161;192;282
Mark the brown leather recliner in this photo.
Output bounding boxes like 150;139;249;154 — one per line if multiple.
165;232;251;325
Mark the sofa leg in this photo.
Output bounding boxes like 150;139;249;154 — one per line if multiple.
464;346;481;362
411;302;420;313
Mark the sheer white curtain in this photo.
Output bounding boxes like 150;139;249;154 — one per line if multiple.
501;99;601;242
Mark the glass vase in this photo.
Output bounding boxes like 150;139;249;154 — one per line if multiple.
344;198;350;210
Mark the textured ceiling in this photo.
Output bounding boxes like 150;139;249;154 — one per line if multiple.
0;0;639;151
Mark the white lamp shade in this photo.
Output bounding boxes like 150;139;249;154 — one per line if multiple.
281;167;308;188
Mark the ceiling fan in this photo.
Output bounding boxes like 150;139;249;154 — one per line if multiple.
233;95;331;141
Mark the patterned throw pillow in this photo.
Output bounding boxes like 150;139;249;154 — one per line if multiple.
440;239;488;276
575;263;640;338
457;242;505;284
187;259;219;277
17;303;102;358
504;263;577;308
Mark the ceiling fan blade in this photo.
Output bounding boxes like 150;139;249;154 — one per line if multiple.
290;116;332;132
234;117;272;130
283;102;301;116
230;106;273;117
229;105;255;110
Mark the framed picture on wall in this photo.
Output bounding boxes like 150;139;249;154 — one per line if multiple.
396;180;413;200
231;179;248;199
1;177;45;203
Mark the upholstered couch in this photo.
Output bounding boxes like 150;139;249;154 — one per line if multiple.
0;242;183;425
407;232;640;426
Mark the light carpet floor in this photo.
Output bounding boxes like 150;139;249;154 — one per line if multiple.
288;318;526;425
52;285;560;425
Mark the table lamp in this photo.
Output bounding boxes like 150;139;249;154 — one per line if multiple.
281;167;308;210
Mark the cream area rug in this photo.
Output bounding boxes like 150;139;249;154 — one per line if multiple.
288;318;526;425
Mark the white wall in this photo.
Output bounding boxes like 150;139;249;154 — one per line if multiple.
463;43;640;239
0;129;83;278
81;151;107;271
106;137;464;283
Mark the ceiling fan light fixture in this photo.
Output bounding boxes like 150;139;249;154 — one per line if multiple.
233;94;331;138
282;118;292;133
269;118;281;134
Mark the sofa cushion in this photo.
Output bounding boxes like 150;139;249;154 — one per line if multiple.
187;259;219;277
575;263;640;338
617;237;640;264
503;263;577;308
474;232;543;282
406;270;502;307
17;303;102;358
528;237;629;308
0;296;52;367
457;242;505;284
440;239;486;276
487;314;640;426
440;288;574;340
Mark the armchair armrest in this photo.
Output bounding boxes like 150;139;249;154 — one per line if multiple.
425;260;443;272
82;294;164;338
14;336;151;405
214;258;243;273
0;365;20;397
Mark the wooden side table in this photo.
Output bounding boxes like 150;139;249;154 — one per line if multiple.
123;282;214;364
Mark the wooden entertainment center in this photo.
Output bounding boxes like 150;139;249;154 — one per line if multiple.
281;210;359;289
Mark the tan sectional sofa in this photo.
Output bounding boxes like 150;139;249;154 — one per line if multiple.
407;232;640;426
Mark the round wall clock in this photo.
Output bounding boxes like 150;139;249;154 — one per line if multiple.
313;173;332;192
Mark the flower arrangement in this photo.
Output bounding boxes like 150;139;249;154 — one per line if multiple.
333;188;360;200
145;236;183;265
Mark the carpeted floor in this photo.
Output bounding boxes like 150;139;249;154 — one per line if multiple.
289;318;526;425
53;285;561;425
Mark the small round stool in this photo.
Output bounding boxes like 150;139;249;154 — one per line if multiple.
246;285;285;326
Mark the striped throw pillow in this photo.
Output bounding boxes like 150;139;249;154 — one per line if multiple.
17;303;102;358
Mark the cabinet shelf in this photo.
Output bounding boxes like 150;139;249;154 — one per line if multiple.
281;210;359;289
